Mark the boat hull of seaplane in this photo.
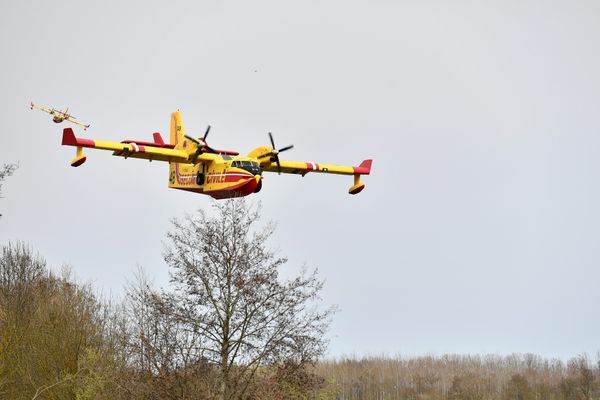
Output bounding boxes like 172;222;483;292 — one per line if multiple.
171;164;261;199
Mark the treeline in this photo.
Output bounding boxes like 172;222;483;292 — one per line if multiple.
315;354;600;400
2;192;599;399
4;241;599;400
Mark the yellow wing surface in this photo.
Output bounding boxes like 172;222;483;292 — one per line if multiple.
262;158;373;194
61;127;217;167
31;102;53;114
261;159;370;176
64;116;91;130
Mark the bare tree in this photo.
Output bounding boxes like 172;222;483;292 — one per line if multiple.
162;199;334;400
122;268;213;399
0;242;46;329
0;163;17;218
0;164;17;194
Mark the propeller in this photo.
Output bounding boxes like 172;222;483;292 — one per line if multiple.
258;132;294;174
185;125;216;162
202;124;211;142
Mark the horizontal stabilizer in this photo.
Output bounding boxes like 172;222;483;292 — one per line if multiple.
353;159;372;175
62;128;94;147
61;127;194;164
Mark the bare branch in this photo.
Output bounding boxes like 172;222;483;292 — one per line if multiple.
0;163;17;218
157;199;333;400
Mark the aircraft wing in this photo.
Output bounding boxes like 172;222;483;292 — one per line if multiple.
65;116;90;130
262;158;372;176
31;102;52;114
262;158;372;194
61;128;217;166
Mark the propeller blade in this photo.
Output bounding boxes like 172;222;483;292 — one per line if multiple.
203;125;211;141
260;133;293;173
268;132;275;149
184;135;200;144
257;151;274;159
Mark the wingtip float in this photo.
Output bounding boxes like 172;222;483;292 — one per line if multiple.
31;101;90;130
60;111;373;199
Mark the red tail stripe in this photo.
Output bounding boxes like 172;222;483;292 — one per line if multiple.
153;132;165;145
353;159;372;175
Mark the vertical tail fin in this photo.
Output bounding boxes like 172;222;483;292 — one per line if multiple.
152;132;165;146
170;110;185;146
168;110;196;189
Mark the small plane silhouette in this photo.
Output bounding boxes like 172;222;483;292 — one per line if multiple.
31;102;90;130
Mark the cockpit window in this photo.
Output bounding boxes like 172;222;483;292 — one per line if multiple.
233;160;261;175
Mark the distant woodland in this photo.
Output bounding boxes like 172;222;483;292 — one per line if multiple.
1;168;600;399
317;354;600;400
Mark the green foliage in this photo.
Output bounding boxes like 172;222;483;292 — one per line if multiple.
560;355;599;400
502;374;533;400
448;373;488;400
0;243;117;400
248;363;339;400
74;348;123;400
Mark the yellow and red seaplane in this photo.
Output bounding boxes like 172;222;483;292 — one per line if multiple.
61;111;372;199
31;102;90;130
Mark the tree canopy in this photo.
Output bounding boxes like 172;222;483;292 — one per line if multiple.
159;200;334;399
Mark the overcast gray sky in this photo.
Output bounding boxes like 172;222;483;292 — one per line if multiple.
1;0;600;360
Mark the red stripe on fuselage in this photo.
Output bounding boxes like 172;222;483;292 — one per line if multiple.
205;176;258;199
205;171;253;185
225;172;252;182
